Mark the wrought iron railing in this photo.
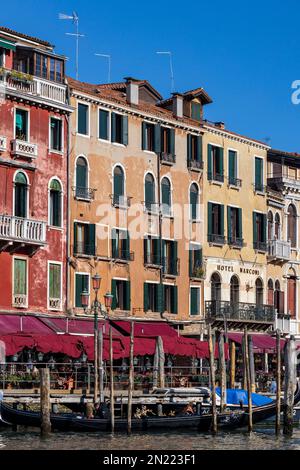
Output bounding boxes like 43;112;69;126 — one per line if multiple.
72;187;96;201
188;159;203;170
207;172;224;183
144;253;161;266
112;249;134;262
228;237;244;248
253;183;266;193
205;300;275;323
228;176;242;187
73;242;95;257
162;256;179;276
111;194;131;208
208;234;226;245
253;241;268;252
160;152;176;164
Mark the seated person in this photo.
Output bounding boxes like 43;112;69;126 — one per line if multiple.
180;402;195;416
94;400;111;419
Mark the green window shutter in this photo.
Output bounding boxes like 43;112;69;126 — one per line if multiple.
219;147;224;176
190;288;198;316
125;281;131;311
157;283;164;313
111;228;117;258
228;150;236;181
190;185;198;220
145;176;154;206
73;222;78;254
187;134;192;163
14;259;26;295
170;129;175;156
161;178;171;207
172;241;178;275
78;103;88;135
122;115;128;145
111;279;117;310
99;109;109;140
154;124;161;153
142;122;147;150
207;202;213;238
220;204;224;236
76;159;87;189
162;239;166;272
196;135;202;162
144;283;149;312
238;208;243;239
262;214;267;243
171;286;178;314
125;230;130;259
227;206;232;241
15;181;27;218
253;212;257;246
154;237;161;265
255;157;263;189
189;246;193;277
88;224;96;256
49;264;61;299
114;168;124;197
111;112;116;142
191;102;201;121
196;246;202;268
143;237;148;263
207;144;212;180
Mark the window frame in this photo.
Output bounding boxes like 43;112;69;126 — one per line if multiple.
48;176;63;229
12;256;28;308
189;181;200;222
76;100;90;138
189;286;201;316
14;106;30;142
254;155;265;193
74;272;90;309
47;260;63;311
49;116;64;154
98;107;110;142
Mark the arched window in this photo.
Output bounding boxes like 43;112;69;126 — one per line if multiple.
14;172;28;218
211;272;221;302
145;173;155;211
287;269;296;318
49;179;62;227
255;278;264;306
190;183;199;221
267;279;274;306
76;157;88;198
230;275;239;305
287;204;297;248
275;213;280;240
274;280;282;313
161;177;171;216
113;165;125;205
267;211;273;240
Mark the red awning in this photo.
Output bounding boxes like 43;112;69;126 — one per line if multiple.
228;333;286;353
111;320;178;338
0;315;53;335
38;317;121;337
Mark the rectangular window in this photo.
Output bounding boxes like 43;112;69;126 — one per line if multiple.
255;157;264;192
13;258;27;308
111;228;131;261
111;279;130;311
164;285;178;314
228;150;238;185
50;118;62;151
48;263;61;310
227;207;243;247
162;240;178;276
99;109;109;140
253;212;267;251
144;236;161;266
187;134;202;169
190;287;200;316
191;102;201;121
15;108;28;141
142;122;155;151
75;273;89;308
144;282;159;312
207;202;225;244
111;112;128;145
189;243;203;278
74;222;96;256
77;103;89;135
207;145;224;182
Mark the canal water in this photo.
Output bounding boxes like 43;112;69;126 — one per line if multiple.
0;426;300;450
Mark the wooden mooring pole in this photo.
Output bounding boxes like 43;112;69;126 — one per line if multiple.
242;335;247;390
39;368;51;436
109;324;115;433
127;321;134;434
283;335;296;436
244;327;253;432
248;335;255;393
275;329;281;435
208;324;217;434
98;328;104;403
218;332;226;411
230;341;236;389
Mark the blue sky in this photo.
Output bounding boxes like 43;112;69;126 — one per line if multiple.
2;0;300;151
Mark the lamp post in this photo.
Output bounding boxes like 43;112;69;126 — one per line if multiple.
81;275;113;404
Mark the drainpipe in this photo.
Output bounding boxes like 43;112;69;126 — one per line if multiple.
157;143;165;320
65;96;71;316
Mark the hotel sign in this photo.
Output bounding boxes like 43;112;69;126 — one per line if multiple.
217;264;260;276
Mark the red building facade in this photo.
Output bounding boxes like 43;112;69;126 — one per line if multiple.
0;27;72;315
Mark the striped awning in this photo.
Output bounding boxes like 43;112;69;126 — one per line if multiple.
0;38;16;52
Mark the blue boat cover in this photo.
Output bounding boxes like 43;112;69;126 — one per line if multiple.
215;388;273;407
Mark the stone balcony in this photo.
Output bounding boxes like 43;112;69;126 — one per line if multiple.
268;239;291;262
0;214;46;254
11;139;38;159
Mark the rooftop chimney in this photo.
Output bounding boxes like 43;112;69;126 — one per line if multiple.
172;93;183;118
124;77;139;106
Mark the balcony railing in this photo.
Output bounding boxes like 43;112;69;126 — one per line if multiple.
12;294;28;308
190;263;205;279
72;187;96;201
162;256;179;276
143;201;159;214
0;136;6;152
188;159;203;171
208;234;226;245
11;139;38;159
73;242;95;257
144;253;161;266
0;69;67;105
160;152;176;165
49;298;62;310
253;183;266;193
228;176;242;187
228;237;244;248
112;249;134;262
205;300;275;323
0;215;46;244
111;194;131;208
268;239;291;261
253;241;268;252
208;172;224;183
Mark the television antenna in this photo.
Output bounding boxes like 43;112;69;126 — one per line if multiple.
94;53;111;83
156;51;175;93
59;11;84;80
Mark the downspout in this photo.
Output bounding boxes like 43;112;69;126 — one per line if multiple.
157;146;165;320
65;86;71;316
